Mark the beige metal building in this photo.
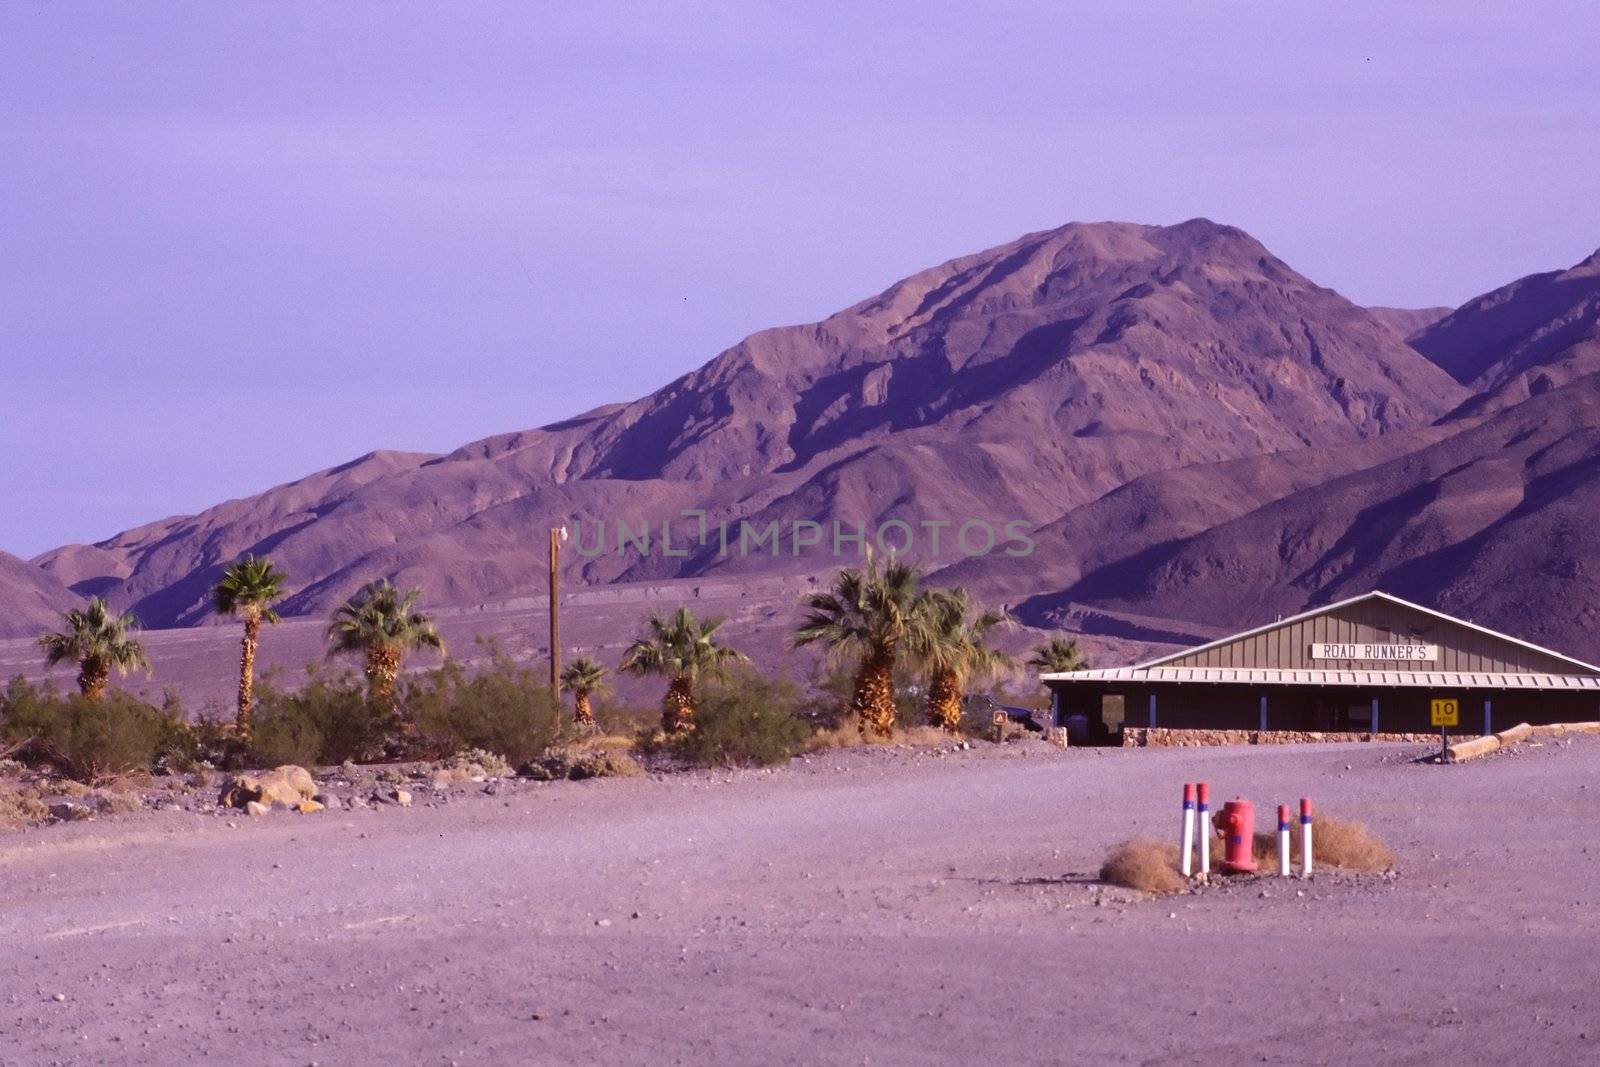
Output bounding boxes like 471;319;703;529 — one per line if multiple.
1043;591;1600;743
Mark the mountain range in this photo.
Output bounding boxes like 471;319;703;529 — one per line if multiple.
8;218;1600;667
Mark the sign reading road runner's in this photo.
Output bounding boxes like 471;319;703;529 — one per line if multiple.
1430;698;1460;727
1309;642;1438;662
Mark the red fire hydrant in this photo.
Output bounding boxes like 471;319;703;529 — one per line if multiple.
1214;797;1258;873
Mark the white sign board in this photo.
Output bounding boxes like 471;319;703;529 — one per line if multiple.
1309;642;1437;662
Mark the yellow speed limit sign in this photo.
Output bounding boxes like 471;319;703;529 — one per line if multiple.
1430;698;1460;727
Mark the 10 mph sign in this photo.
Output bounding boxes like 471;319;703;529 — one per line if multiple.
1430;698;1460;727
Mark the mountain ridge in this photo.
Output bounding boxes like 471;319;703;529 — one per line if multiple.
26;218;1595;665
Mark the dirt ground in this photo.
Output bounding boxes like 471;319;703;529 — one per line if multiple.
3;735;1598;1065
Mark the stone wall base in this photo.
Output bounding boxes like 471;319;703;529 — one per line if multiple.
1121;727;1439;748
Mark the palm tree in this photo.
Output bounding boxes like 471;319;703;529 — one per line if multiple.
910;588;1013;733
38;598;150;701
792;556;923;739
620;607;746;733
1028;636;1090;674
213;555;288;736
560;656;608;727
326;580;445;706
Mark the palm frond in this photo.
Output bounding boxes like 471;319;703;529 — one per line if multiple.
213;554;290;619
36;597;149;678
326;579;446;659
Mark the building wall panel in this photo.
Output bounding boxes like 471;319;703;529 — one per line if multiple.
1162;600;1591;675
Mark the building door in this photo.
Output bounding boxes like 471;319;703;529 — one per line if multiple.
1343;702;1374;731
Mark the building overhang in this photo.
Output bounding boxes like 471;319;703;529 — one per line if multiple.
1041;666;1600;691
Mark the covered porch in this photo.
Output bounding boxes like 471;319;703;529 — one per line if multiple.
1046;670;1600;746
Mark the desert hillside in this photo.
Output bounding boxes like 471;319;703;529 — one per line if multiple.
10;228;1600;666
19;219;1464;634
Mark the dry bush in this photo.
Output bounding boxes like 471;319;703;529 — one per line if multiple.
1214;813;1396;874
88;789;142;815
582;734;637;751
1100;838;1186;894
592;702;657;739
0;782;49;829
446;748;512;778
1308;814;1395;871
523;744;644;780
808;724;952;750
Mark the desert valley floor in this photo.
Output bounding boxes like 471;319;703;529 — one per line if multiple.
3;737;1597;1065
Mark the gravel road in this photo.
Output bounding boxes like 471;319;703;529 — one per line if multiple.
3;737;1598;1065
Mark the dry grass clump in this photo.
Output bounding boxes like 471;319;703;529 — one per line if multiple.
808;724;954;750
1307;814;1395;871
88;789;143;815
0;782;50;830
1100;838;1186;894
1218;813;1397;874
582;734;638;751
523;744;644;780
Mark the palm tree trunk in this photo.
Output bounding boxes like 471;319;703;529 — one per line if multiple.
662;677;695;733
574;689;595;726
366;646;402;709
237;611;261;736
78;656;109;703
926;667;963;733
852;646;897;739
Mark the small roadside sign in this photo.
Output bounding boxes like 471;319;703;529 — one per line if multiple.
992;709;1008;726
1431;697;1459;763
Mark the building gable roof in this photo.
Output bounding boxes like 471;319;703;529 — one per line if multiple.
1131;591;1600;675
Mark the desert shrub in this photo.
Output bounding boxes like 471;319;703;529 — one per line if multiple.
667;669;812;768
1220;813;1397;874
0;679;194;784
88;788;143;815
186;702;245;770
1311;815;1396;871
0;781;50;829
592;700;657;739
523;744;644;780
1100;838;1186;894
448;747;513;778
807;723;953;749
402;653;562;766
251;668;386;767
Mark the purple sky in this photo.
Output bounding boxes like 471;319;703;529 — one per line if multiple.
3;3;1598;558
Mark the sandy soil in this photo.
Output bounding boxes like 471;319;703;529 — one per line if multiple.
3;736;1598;1065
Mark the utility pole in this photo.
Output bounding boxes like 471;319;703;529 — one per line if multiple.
549;525;567;700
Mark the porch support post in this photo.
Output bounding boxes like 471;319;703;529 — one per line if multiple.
1258;693;1268;733
1483;697;1492;737
1148;691;1158;729
1370;695;1380;735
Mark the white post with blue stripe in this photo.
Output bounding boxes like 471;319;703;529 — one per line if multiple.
1300;797;1314;877
1277;804;1291;876
1180;783;1196;877
1197;782;1211;879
